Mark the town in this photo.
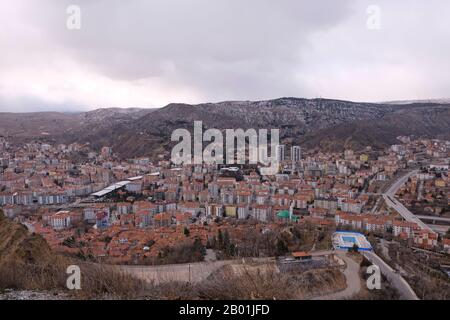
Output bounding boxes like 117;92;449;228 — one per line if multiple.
1;135;449;269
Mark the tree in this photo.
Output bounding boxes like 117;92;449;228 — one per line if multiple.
63;236;76;248
217;229;224;248
192;237;206;260
350;243;359;253
276;239;289;256
222;230;231;249
213;229;237;257
101;236;112;243
183;227;190;237
206;236;216;249
445;228;450;239
225;243;236;257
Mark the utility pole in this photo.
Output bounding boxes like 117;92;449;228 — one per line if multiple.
188;263;191;283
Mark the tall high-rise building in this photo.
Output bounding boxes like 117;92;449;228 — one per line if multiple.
276;145;285;163
291;146;302;162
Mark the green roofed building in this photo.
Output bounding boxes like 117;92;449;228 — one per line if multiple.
276;210;299;222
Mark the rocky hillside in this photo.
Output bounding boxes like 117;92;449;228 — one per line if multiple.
72;98;450;158
0;211;149;297
0;211;63;290
299;103;450;151
0;108;153;141
2;98;450;157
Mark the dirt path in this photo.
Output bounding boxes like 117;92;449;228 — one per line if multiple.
119;257;274;285
120;260;230;284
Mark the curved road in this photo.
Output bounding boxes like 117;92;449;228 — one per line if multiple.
119;250;418;300
374;169;425;299
119;257;274;284
383;170;433;232
120;250;362;300
314;253;361;300
363;251;419;300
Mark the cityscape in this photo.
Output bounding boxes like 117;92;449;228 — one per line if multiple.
0;0;449;312
0;134;449;300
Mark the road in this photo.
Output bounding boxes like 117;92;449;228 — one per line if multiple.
385;170;418;198
428;224;450;233
415;215;450;223
120;250;363;300
314;252;361;300
119;250;418;300
383;170;434;232
119;257;274;285
363;251;419;300
369;169;437;300
119;252;339;285
120;260;227;284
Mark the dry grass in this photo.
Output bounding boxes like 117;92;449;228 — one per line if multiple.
0;211;346;300
194;264;346;300
0;252;152;299
0;211;150;298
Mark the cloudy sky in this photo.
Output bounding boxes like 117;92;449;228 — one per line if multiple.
1;0;449;112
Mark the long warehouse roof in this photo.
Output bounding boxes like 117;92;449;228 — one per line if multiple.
91;181;130;197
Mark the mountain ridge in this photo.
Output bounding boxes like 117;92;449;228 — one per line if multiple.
1;97;449;157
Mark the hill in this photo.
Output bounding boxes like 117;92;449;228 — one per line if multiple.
71;98;450;158
2;98;450;157
299;104;450;151
0;211;64;290
0;211;145;297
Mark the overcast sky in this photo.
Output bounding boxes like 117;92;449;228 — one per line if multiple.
1;0;449;112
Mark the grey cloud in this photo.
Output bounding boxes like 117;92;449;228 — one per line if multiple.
0;0;449;111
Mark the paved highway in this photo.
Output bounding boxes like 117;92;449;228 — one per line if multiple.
383;170;434;232
415;215;450;223
428;224;450;233
363;251;419;300
368;169;442;300
385;170;418;196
